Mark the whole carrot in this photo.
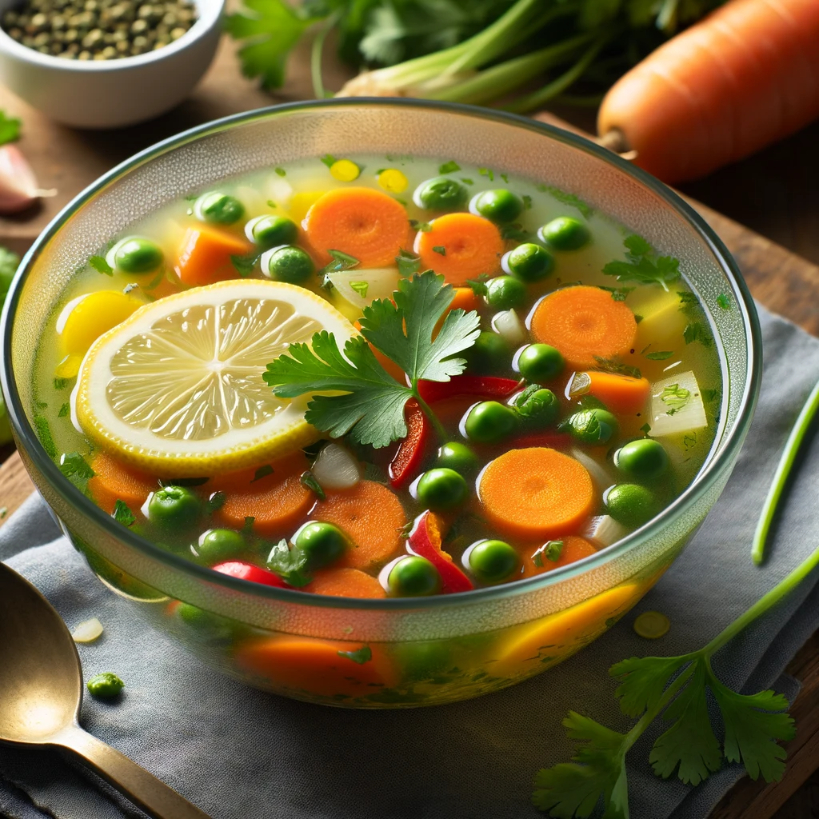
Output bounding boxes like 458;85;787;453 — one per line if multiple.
598;0;819;183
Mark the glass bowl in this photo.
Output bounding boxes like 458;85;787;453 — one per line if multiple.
0;100;761;708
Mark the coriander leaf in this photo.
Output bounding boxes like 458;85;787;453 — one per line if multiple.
264;331;413;448
677;291;698;308
274;167;286;177
396;249;420;277
537;184;594;218
59;452;95;481
432;245;446;256
501;223;529;241
640;422;651;434
112;500;136;527
321;249;360;277
360;270;480;383
683;322;713;347
466;275;488;296
0;111;21;146
478;167;494;181
603;235;681;292
701;388;719;404
409;219;432;232
545;539;564;562
649;660;723;786
251;464;274;482
438;160;460;174
707;666;795;782
522;194;532;210
89;255;113;276
645;350;674;360
599;285;635;302
338;645;372;664
231;253;257;277
320;153;337;168
266;538;312;587
717;293;731;310
610;654;691;718
58;403;70;418
300;470;326;500
532;711;629;819
224;0;320;90
623;234;651;257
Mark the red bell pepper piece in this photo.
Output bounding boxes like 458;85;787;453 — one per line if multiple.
509;432;572;450
212;561;289;588
417;375;522;405
389;399;430;489
407;510;474;593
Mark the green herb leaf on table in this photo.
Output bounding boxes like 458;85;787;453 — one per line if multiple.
266;538;312;587
603;235;681;292
263;271;480;448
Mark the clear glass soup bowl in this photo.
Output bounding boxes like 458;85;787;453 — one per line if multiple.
1;100;761;708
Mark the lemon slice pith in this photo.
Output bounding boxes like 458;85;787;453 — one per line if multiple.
76;280;356;477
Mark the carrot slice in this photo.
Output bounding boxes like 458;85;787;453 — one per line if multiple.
521;536;597;578
174;225;252;287
579;371;650;415
310;480;406;569
235;636;392;698
306;568;387;599
88;452;157;515
479;448;594;540
415;213;504;286
531;286;637;369
209;452;312;539
303;187;410;268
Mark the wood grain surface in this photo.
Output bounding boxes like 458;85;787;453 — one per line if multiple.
1;30;818;819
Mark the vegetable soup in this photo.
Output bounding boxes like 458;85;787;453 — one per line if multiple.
34;154;723;605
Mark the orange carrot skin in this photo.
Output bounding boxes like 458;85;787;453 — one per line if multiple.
598;0;819;183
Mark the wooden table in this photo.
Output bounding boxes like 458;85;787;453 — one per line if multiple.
1;33;819;819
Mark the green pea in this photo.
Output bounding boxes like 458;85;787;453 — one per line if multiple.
471;189;523;223
414;176;469;211
388;556;440;597
416;467;469;511
176;602;237;642
147;486;201;530
516;343;564;382
248;215;298;248
436;441;479;476
264;246;315;284
463;331;509;374
468;539;519;583
464;400;519;444
393;640;451;682
514;387;559;426
605;484;660;527
113;237;163;274
197;528;245;563
563;408;618;445
196;192;245;225
538;216;590;250
294;521;347;569
614;439;669;481
485;275;526;310
86;672;124;699
502;242;554;281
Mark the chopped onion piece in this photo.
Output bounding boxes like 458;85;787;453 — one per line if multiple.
571;447;615;490
583;515;630;548
312;443;362;491
650;371;707;439
71;617;103;643
567;371;591;399
491;309;526;346
326;268;399;310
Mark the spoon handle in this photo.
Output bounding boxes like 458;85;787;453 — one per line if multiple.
54;725;211;819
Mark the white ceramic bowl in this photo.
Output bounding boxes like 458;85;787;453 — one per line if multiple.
0;0;223;128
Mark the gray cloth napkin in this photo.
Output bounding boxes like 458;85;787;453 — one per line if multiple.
2;303;819;819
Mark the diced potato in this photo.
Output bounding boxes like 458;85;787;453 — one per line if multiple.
632;289;688;349
327;268;399;311
649;371;707;439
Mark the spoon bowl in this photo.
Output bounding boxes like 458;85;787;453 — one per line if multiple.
0;561;210;819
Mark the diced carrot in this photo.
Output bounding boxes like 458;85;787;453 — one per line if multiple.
306;568;387;599
530;286;637;369
209;452;313;539
303;187;410;268
415;213;504;286
174;225;252;287
88;452;158;515
581;371;651;415
235;636;393;698
479;448;594;540
521;536;597;578
449;286;481;313
310;480;406;570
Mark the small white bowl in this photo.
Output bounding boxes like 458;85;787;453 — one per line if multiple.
0;0;223;128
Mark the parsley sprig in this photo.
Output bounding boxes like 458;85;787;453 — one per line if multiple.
263;272;480;448
603;235;681;292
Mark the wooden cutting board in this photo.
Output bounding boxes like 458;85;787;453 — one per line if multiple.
0;34;818;819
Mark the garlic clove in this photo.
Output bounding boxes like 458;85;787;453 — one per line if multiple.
0;144;41;213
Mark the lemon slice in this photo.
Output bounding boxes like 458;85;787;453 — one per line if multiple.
76;280;356;476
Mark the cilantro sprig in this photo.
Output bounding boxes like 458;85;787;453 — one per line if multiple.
603;235;681;292
263;272;480;448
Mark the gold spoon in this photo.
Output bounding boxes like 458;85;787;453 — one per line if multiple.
0;561;211;819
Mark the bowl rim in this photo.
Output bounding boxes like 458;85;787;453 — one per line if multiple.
0;98;763;611
0;0;223;72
